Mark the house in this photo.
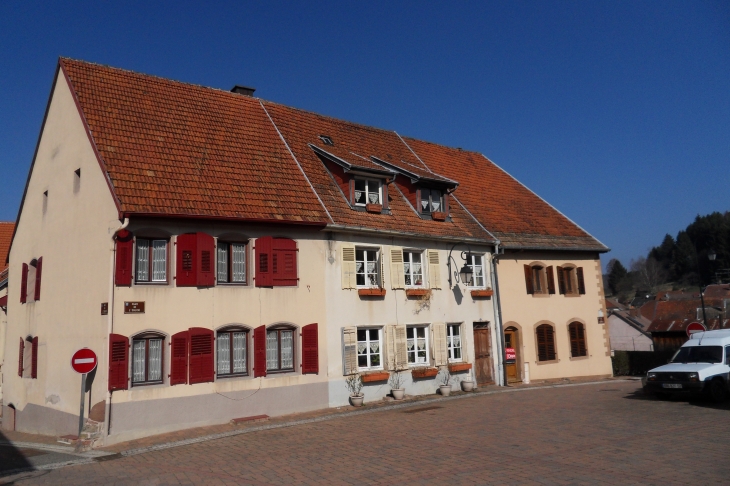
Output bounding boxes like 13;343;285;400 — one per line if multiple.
606;308;653;352
2;58;611;443
0;221;14;400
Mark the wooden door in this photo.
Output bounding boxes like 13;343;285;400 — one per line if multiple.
473;326;493;385
504;329;520;383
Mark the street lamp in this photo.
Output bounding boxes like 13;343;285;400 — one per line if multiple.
699;249;716;327
447;243;474;287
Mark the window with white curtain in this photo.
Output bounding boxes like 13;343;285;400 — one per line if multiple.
466;254;485;288
357;328;382;370
353;178;381;206
217;328;248;376
404;251;424;287
266;328;295;372
406;325;429;365
132;334;164;385
447;324;462;362
356;248;380;287
217;241;247;284
136;238;168;283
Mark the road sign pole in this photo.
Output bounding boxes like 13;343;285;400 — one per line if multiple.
78;373;86;439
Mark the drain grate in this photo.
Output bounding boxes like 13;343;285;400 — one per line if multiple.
402;406;443;414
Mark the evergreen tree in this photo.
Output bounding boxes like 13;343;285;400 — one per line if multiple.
607;258;628;295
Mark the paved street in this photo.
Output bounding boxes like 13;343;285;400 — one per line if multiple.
2;379;729;485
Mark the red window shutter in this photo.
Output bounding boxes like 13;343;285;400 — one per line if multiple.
349;179;355;205
253;325;267;377
115;230;134;286
189;327;214;384
196;233;215;287
34;257;43;301
382;183;389;209
577;267;586;295
31;336;39;379
20;263;28;303
555;266;564;294
523;264;533;295
272;238;298;286
176;234;197;286
255;236;273;287
170;331;189;385
301;323;319;374
108;334;129;391
18;338;24;377
547;266;556;295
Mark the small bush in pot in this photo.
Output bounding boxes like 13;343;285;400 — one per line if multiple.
346;374;364;406
389;371;406;400
438;366;453;397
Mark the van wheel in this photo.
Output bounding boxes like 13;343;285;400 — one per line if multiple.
709;379;728;403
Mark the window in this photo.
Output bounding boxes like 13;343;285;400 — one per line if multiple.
447;324;462;362
568;322;587;358
132;333;164;385
536;324;556;362
217;328;248;377
420;189;443;213
532;266;544;293
136;238;168;283
217;242;247;284
557;266;585;295
354;179;381;206
357;328;382;370
266;327;294;372
524;264;555;295
319;135;334;146
404;251;424;287
406;326;429;365
466;254;485;288
356;249;380;287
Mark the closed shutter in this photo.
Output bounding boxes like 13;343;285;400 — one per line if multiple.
115;230;134;286
547;266;556;295
390;248;405;289
108;334;129;391
395;324;408;370
189;327;214;384
170;331;189;385
255;237;273;287
428;250;441;289
20;263;28;303
555;266;564;294
536;325;556;361
432;322;447;366
569;323;587;357
18;337;24;377
342;326;358;375
31;337;38;379
34;257;43;301
301;323;318;374
577;267;586;295
176;233;197;286
341;244;356;289
523;264;533;295
272;238;298;286
253;325;267;377
197;233;216;287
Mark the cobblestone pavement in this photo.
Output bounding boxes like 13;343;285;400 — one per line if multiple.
3;380;730;485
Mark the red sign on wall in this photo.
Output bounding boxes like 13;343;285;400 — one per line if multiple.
505;347;516;363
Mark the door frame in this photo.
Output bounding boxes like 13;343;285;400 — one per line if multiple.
503;322;523;383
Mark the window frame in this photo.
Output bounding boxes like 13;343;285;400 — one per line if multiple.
403;250;425;288
216;327;249;378
419;188;444;214
406;325;430;366
466;254;486;288
356;327;383;371
131;332;165;386
447;324;463;363
265;326;296;373
353;178;382;206
135;237;169;284
355;247;381;288
217;240;248;285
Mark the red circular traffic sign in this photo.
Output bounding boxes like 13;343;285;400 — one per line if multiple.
686;322;707;338
71;348;97;374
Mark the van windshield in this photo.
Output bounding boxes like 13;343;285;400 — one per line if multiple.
671;346;723;364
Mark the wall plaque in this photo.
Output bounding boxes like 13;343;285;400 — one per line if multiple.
124;301;145;314
101;303;108;315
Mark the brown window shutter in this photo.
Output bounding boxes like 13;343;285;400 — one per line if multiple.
189;327;214;384
255;236;273;287
170;331;189;385
301;323;318;374
108;334;129;391
20;263;28;303
382;183;389;210
547;266;556;295
523;264;533;295
577;324;587;356
349;179;355;205
31;337;38;379
176;233;198;287
34;257;43;301
253;325;267;377
115;230;134;286
569;323;579;357
546;325;555;360
18;337;24;377
196;233;216;287
272;238;297;286
577;267;586;295
536;324;555;361
555;266;564;294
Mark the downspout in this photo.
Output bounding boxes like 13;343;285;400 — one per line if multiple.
105;217;129;439
491;244;507;386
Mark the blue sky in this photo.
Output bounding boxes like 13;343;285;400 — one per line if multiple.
1;1;728;269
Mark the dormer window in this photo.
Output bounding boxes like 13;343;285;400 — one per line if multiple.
354;179;381;206
319;135;334;146
420;189;443;214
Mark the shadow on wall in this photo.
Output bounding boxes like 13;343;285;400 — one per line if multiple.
0;431;34;477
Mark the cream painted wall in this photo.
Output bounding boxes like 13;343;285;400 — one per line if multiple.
496;251;613;382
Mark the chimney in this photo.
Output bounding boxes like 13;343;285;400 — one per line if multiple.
231;85;256;96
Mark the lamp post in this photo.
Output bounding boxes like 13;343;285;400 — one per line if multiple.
699;249;717;327
447;243;474;287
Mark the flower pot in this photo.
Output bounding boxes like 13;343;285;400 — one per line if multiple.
431;211;447;221
411;367;438;379
366;203;382;213
350;395;364;407
392;388;405;400
461;381;475;392
439;384;452;397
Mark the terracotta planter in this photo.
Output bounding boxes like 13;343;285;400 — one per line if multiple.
358;288;386;297
461;381;475;392
361;371;390;383
439;384;452;397
411;367;438;379
392;388;405;400
431;211;447;221
405;288;430;298
470;289;494;298
350;395;364;407
448;362;472;373
366;203;383;214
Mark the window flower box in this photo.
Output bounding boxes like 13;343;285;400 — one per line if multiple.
470;289;494;298
405;288;430;298
448;362;472;373
366;203;382;214
358;288;386;297
411;367;438;379
431;211;447;221
361;371;390;383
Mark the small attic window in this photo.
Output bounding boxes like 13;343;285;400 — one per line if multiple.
43;190;48;214
319;135;334;146
420;189;443;213
74;168;81;193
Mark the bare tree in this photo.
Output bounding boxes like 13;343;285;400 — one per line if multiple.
630;256;667;293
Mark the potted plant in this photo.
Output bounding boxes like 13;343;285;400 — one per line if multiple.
389;371;406;400
346;374;364;406
460;370;475;392
438;366;453;397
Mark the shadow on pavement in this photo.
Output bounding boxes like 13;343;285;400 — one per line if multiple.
0;431;34;476
623;388;730;410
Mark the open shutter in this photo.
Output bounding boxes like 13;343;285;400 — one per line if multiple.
170;331;189;385
301;323;319;374
176;233;197;286
272;238;298;286
18;338;24;377
253;325;267;377
255;237;273;287
115;230;134;286
395;324;408;370
108;334;129;391
547;266;556;295
385;325;396;371
382;183;389;209
34;257;43;301
31;337;38;379
390;248;405;289
577;267;586;295
428;250;441;289
20;263;28;303
554;266;563;294
523;264;533;295
189;327;214;384
197;233;216;287
341;244;356;289
432;322;447;367
342;326;358;375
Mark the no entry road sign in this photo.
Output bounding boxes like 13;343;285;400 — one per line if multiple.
686;322;707;338
71;348;97;374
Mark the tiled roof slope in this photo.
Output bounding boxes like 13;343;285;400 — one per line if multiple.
0;222;14;269
402;138;608;251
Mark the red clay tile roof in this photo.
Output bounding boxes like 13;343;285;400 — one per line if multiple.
0;221;14;270
644;297;729;332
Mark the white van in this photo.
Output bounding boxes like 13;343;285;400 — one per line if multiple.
642;329;730;402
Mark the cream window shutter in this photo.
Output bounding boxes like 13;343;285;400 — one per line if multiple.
380;247;385;288
395;324;408;370
341;244;356;289
428;250;441;289
385;324;396;371
432;322;447;366
343;326;358;375
390;248;405;289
